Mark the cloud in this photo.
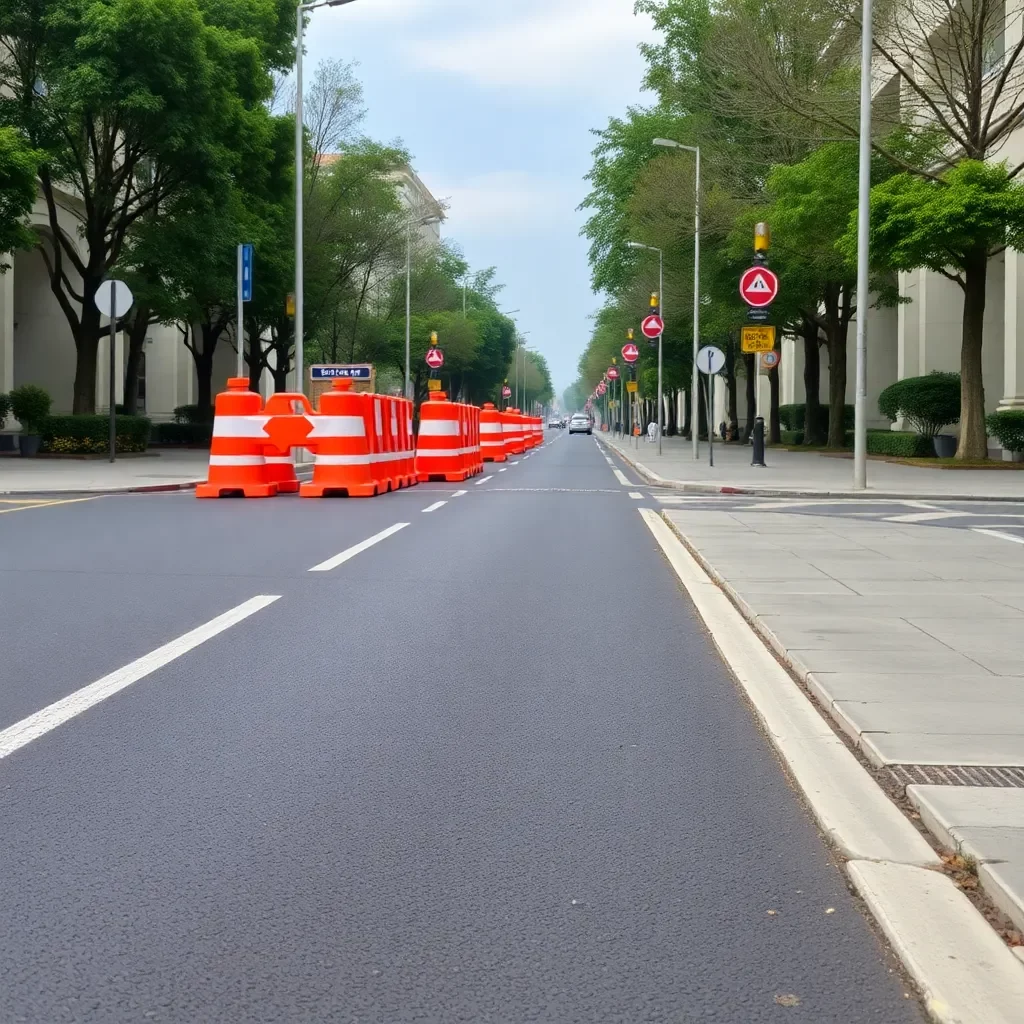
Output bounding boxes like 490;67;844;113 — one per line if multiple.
429;171;579;238
402;0;654;91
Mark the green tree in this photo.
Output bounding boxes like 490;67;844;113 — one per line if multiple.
0;126;39;264
840;161;1024;459
0;0;292;412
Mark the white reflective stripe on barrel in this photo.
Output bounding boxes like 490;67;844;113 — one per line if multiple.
307;415;365;438
419;420;461;436
212;416;269;438
209;455;265;466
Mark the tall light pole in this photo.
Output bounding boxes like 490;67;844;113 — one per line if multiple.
653;138;700;461
853;0;873;489
405;210;442;399
295;0;358;395
627;242;664;455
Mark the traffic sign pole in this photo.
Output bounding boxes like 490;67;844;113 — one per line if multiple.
236;245;244;379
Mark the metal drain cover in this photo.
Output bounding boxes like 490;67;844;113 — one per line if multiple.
888;764;1024;789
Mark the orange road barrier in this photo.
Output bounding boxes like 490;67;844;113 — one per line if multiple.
198;379;419;499
480;402;506;463
197;378;277;498
533;417;544;446
503;408;526;457
300;381;417;498
416;392;482;483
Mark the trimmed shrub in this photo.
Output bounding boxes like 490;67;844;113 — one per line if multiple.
173;403;209;424
151;421;212;446
778;402;854;435
9;384;52;433
0;391;10;429
41;414;151;454
779;429;804;445
986;410;1024;453
878;372;960;436
866;430;934;458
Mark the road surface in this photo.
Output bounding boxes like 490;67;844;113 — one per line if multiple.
0;433;925;1022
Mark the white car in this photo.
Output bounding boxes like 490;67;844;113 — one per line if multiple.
547;417;562;429
569;414;592;435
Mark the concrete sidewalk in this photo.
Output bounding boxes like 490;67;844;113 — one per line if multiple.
600;430;1024;500
661;505;1024;945
0;450;211;494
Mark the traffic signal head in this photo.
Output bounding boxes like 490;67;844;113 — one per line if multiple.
430;331;438;345
754;222;770;254
627;327;634;341
650;292;659;309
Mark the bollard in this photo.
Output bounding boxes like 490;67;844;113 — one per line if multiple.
751;415;767;467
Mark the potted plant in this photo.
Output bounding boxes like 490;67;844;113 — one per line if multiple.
0;392;12;452
986;410;1024;462
877;372;961;457
9;384;52;457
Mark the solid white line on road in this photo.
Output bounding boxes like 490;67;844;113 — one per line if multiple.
475;476;493;486
629;491;643;499
973;527;1024;545
452;490;467;497
0;595;281;763
613;469;631;486
885;510;966;523
422;501;447;513
308;523;409;572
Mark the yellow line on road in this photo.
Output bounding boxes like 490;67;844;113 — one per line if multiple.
0;496;103;515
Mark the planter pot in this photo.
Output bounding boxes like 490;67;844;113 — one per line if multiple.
0;434;15;452
18;434;42;458
932;434;958;458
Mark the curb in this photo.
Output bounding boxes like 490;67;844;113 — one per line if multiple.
596;435;1024;503
0;480;204;497
640;508;1024;1023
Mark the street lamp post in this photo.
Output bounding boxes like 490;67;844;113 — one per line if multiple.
295;0;358;396
653;139;700;461
404;211;442;399
853;0;873;490
627;242;664;455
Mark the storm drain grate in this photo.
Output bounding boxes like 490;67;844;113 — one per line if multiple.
888;764;1024;789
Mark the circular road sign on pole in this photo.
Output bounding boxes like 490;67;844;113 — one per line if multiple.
641;314;664;339
621;342;639;363
425;347;445;370
607;366;620;380
739;266;779;308
696;345;726;375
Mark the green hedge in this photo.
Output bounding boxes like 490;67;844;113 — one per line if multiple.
866;430;934;458
878;372;960;435
41;414;151;454
151;421;213;446
779;429;804;445
173;404;210;424
778;402;855;433
986;410;1024;453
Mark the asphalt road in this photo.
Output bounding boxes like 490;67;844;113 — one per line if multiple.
0;432;925;1023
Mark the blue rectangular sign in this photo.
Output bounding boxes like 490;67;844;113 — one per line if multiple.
241;243;254;302
310;364;372;380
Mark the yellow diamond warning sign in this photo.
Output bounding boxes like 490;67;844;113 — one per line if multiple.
741;325;775;353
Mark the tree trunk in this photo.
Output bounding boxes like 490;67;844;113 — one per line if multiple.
196;349;214;419
824;284;848;449
247;328;262;392
72;303;104;414
122;307;151;416
957;251;989;460
769;365;780;444
802;318;823;445
743;353;755;439
272;361;289;392
725;347;738;438
682;387;691;437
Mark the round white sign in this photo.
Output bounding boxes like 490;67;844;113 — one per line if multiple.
696;345;726;375
761;350;781;370
94;279;134;319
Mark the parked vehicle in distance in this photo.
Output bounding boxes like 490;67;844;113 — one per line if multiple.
547;417;563;429
569;414;592;436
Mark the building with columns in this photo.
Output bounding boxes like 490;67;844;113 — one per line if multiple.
770;2;1024;456
0;162;442;429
